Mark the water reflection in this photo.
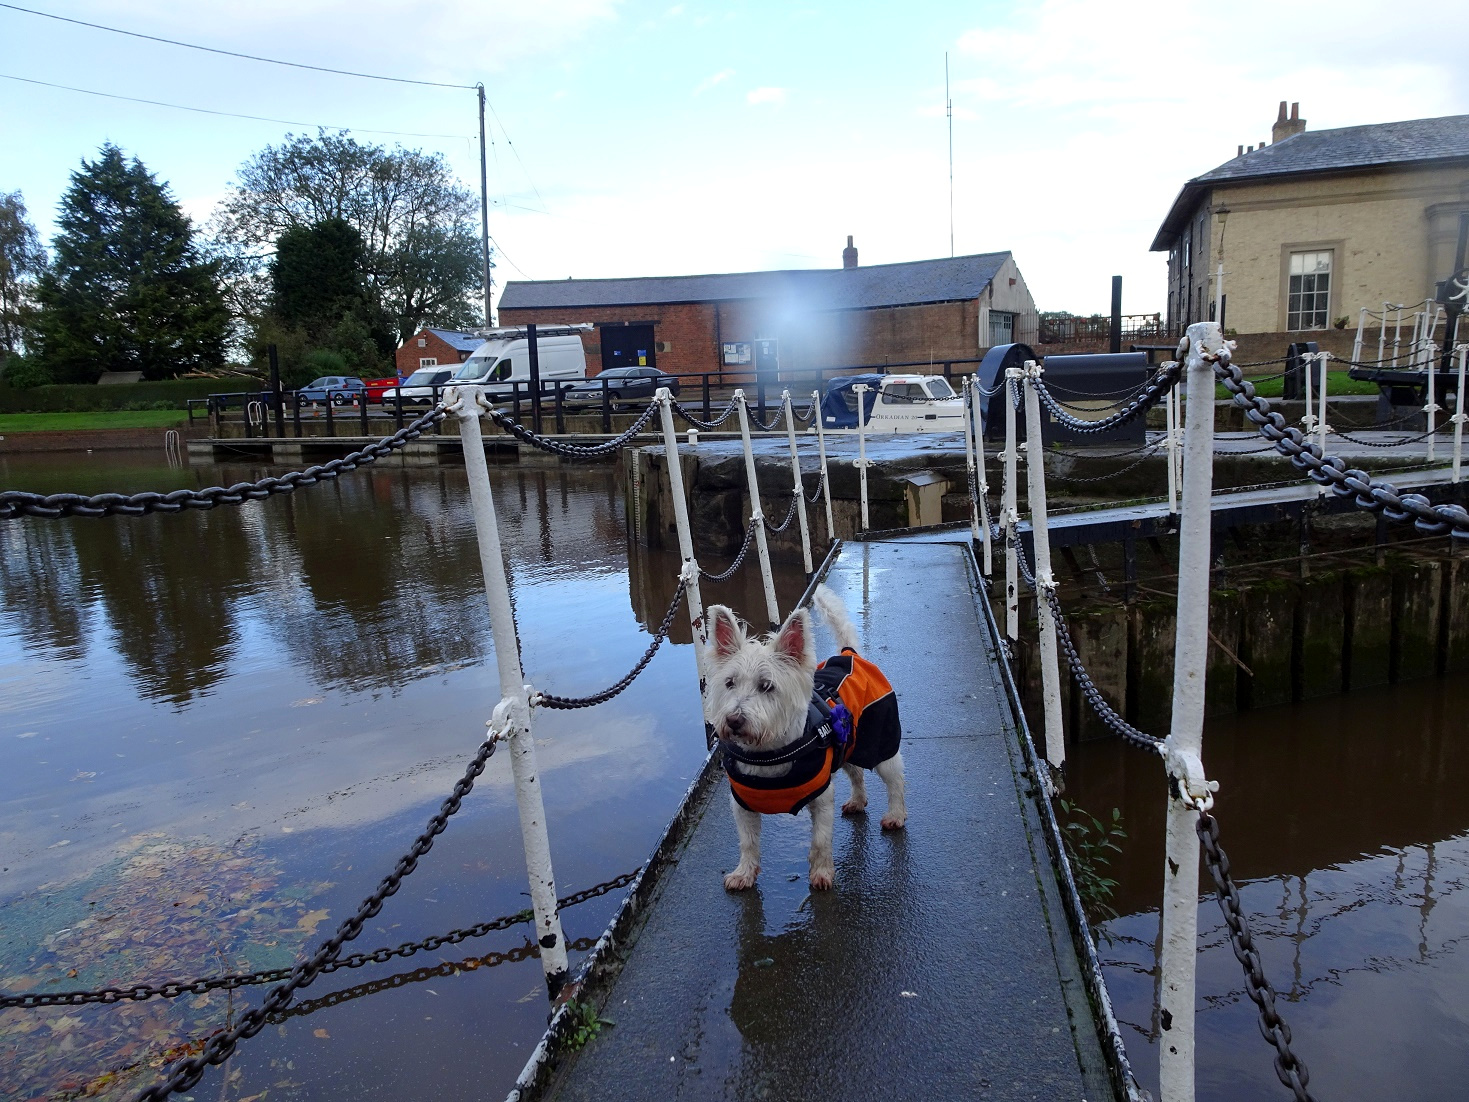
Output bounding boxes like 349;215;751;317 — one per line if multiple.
1065;677;1469;1102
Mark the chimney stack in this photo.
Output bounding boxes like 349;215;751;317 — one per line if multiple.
1272;100;1306;143
842;235;858;269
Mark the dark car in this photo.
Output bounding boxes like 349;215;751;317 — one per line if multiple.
298;376;367;405
562;367;680;411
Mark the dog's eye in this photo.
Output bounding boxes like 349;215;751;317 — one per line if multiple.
758;679;773;693
725;677;735;689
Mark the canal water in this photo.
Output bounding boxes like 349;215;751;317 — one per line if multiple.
1066;677;1469;1102
0;452;806;1102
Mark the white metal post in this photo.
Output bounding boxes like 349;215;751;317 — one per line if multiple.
1392;306;1404;367
1165;383;1179;515
1352;306;1367;365
1159;322;1228;1102
455;389;568;996
1426;342;1440;464
1378;302;1390;364
781;390;814;573
962;378;982;542
1002;369;1021;640
812;389;835;544
735;390;782;629
656;390;711;687
1301;346;1316;438
1316;351;1330;457
1021;361;1066;773
970;377;994;575
854;382;871;532
1453;344;1467;484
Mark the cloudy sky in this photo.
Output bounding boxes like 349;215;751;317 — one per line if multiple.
2;0;1466;317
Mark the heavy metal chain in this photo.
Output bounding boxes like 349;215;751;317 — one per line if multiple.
1048;448;1163;485
762;492;801;533
1044;587;1163;752
535;582;686;709
486;401;660;457
266;937;601;1023
1;870;639;1011
1028;361;1181;436
1213;355;1469;538
701;518;759;582
804;467;826;503
746;404;785;431
1196;811;1317;1102
128;734;499;1101
0;403;449;520
1329;427;1438;449
670;397;740;430
791;402;818;425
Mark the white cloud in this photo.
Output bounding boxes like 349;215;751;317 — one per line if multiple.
694;68;736;95
746;86;787;107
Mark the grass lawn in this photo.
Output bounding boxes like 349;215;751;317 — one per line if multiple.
0;409;190;433
1216;370;1380;400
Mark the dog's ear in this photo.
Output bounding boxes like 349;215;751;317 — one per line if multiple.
708;606;744;660
772;608;816;668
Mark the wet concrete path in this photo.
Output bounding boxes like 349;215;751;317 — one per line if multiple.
545;539;1111;1102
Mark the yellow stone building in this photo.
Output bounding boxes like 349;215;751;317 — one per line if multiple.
1151;105;1469;343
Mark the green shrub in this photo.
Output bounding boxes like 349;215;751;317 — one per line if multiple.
0;377;243;413
2;356;53;389
303;348;349;377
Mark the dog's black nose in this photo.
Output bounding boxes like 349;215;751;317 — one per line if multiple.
726;714;744;733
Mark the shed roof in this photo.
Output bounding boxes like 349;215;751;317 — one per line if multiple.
498;251;1013;312
421;328;485;353
1150;113;1469;250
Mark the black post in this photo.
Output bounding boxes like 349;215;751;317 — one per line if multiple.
601;377;611;434
702;374;711;420
527;323;543;434
268;344;284;437
434;387;444;434
325;394;335;437
1218;293;1227;335
554;383;565;434
359;390;369;436
512;381;522;423
293;391;302;438
1109;275;1123;354
394;386;404;431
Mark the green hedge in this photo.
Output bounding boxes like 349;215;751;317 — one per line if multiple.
0;378;251;413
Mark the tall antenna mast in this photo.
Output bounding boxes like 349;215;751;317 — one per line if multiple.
946;52;954;258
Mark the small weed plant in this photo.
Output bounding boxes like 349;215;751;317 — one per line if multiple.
563;998;613;1050
1055;799;1126;935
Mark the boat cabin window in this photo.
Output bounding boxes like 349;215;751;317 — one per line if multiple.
881;383;929;404
924;378;955;399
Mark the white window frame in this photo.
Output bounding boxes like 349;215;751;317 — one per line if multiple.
1286;250;1332;332
419;357;439;368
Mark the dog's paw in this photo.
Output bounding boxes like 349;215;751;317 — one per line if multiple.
880;812;907;831
841;797;867;816
724;866;759;891
809;867;834;891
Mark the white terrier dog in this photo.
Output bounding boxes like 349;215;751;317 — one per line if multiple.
705;584;906;892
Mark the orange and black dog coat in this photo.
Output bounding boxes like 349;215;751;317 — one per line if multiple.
722;649;902;816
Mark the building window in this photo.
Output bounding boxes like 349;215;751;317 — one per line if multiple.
1287;251;1331;331
417;338;426;347
988;310;1015;346
419;357;438;368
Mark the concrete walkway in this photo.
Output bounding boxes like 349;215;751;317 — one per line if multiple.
544;540;1111;1102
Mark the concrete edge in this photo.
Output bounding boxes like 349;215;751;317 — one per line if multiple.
962;544;1146;1102
503;541;845;1102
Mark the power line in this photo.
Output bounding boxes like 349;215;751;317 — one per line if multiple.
0;72;473;141
0;2;474;90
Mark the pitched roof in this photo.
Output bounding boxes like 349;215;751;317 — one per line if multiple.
423;328;485;353
498;251;1012;312
1150;114;1469;251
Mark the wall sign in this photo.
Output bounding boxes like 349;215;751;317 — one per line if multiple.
722;342;752;366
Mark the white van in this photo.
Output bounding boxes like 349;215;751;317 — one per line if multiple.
449;325;589;401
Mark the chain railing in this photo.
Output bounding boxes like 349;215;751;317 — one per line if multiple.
534;582;687;710
1029;359;1183;436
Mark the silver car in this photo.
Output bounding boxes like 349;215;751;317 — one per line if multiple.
381;367;455;406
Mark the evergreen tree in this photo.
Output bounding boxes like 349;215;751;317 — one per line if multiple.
0;191;48;365
35;144;229;382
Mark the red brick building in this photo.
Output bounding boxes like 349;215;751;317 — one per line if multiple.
393;328;483;377
496;242;1038;379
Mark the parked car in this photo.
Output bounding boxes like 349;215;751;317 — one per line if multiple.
380;367;455;406
363;376;402;403
298;377;368;405
561;367;681;410
451;326;589;400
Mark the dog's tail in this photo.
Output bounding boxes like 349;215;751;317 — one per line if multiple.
809;583;860;654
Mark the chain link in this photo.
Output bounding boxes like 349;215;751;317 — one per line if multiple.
1;870;639;1012
670;397;740;430
746;405;785;431
1048;448;1163;485
1329;427;1439;449
126;734;498;1101
486;400;659;457
0;403;450;520
1029;361;1182;436
804;467;827;504
762;492;801;534
701;518;759;582
1213;355;1469;538
1196;811;1318;1102
535;582;687;709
